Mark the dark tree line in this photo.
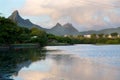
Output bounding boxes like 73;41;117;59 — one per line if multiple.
0;17;48;47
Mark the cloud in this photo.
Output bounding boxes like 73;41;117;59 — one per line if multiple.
20;0;120;31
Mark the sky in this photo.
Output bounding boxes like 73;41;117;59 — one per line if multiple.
0;0;120;31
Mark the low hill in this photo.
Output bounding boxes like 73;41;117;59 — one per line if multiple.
80;27;120;35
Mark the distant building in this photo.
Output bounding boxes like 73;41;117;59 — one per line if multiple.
108;35;112;38
84;35;91;38
64;35;69;37
118;35;120;38
83;34;120;39
107;34;120;38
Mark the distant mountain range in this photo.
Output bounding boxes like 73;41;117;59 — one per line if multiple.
9;10;120;35
80;27;120;35
8;10;79;36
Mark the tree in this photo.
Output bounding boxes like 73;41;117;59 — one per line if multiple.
77;35;84;39
0;17;20;44
30;27;48;47
17;27;31;43
91;34;96;38
111;32;118;38
105;34;109;38
98;34;104;38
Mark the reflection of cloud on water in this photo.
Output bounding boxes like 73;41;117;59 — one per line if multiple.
46;50;68;55
48;54;120;80
45;46;59;51
14;71;52;80
13;52;120;80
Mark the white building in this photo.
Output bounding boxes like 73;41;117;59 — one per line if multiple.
84;35;91;38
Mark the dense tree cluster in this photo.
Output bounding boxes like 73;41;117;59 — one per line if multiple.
30;27;48;47
0;17;19;44
0;17;48;47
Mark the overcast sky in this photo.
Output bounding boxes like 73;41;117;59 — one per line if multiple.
0;0;120;31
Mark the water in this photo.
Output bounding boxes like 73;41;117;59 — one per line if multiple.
0;45;120;80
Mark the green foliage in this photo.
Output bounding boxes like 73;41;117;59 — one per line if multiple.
105;39;120;44
0;17;19;44
47;33;120;45
17;27;31;43
91;34;96;38
98;34;104;38
0;17;120;46
30;27;48;47
0;17;47;47
111;32;118;38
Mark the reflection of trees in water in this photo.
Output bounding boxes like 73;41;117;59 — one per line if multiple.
0;48;46;79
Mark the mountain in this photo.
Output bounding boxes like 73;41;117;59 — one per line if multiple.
8;10;44;30
80;27;120;35
47;23;79;36
63;23;79;35
8;10;79;36
8;10;120;36
47;23;67;36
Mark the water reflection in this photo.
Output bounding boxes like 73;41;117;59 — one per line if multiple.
1;45;120;80
0;48;46;80
12;45;120;80
12;54;120;80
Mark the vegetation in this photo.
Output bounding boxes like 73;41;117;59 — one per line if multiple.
0;16;120;47
0;17;48;47
111;32;118;38
30;27;48;47
47;33;120;45
0;17;19;44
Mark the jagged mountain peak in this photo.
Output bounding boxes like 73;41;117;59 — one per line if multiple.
9;10;22;22
63;23;79;32
63;23;72;27
48;23;79;36
51;23;63;29
12;10;19;15
8;10;44;30
10;10;20;18
8;10;79;35
56;23;62;26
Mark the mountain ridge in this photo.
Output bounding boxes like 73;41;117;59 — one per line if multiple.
47;23;79;36
8;10;120;35
8;10;79;36
8;10;45;30
80;27;120;35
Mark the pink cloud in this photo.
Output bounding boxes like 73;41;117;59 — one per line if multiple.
19;0;120;31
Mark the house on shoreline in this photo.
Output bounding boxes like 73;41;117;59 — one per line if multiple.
83;34;120;38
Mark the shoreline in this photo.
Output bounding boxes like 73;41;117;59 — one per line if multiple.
0;43;120;50
0;44;40;51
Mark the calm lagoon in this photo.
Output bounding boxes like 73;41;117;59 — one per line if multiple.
1;44;120;80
